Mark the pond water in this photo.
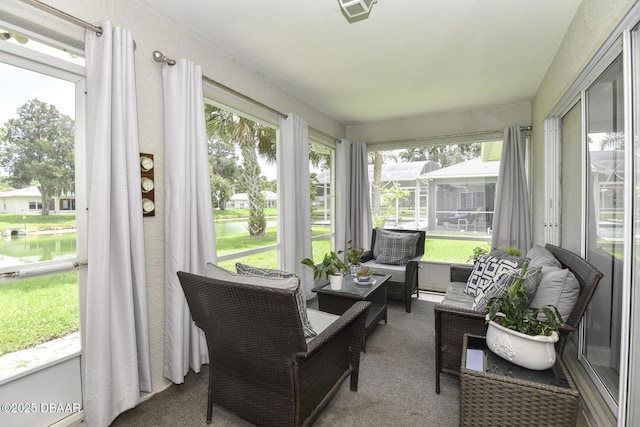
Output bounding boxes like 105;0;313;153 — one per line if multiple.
0;220;276;268
0;232;76;268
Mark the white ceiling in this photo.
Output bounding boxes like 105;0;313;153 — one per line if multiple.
138;0;582;125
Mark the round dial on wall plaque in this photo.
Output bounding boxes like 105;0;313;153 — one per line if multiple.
142;198;155;214
140;155;154;171
141;177;154;193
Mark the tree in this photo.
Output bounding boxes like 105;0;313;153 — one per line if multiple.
210;172;234;210
399;144;481;167
205;105;276;236
0;99;74;215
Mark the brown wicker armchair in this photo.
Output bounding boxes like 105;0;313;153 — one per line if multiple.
177;271;370;426
361;228;425;313
434;244;603;393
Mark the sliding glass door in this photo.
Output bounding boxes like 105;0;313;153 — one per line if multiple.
582;54;624;412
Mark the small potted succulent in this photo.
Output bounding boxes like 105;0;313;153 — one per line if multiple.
484;262;565;370
301;251;349;289
355;266;373;284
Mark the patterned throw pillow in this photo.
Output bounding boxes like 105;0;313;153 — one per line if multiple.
464;254;519;297
472;266;542;311
235;263;317;339
375;231;420;265
372;228;420;258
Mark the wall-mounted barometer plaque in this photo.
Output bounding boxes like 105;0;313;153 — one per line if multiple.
140;153;155;216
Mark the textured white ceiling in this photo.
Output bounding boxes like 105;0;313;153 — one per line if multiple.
138;0;582;124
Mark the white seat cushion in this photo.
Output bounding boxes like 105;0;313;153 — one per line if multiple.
361;260;406;282
306;309;339;343
439;281;476;310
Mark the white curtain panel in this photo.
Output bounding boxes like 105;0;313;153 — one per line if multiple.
350;141;373;250
278;115;314;297
491;126;532;253
335;140;372;253
162;59;217;383
335;139;351;254
84;21;151;427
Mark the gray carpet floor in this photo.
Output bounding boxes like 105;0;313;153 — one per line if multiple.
111;298;459;426
110;297;587;426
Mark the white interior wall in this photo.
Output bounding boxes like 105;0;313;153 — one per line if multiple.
346;102;531;146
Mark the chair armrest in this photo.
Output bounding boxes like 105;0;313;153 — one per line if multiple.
361;250;374;263
303;301;371;357
450;263;474;282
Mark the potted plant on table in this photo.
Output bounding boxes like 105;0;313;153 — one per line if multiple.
301;251;349;289
484;262;565;370
346;239;364;276
355;266;373;284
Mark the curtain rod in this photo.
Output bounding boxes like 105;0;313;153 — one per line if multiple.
152;50;339;143
20;0;103;35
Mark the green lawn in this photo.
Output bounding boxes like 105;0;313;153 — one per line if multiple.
424;239;487;264
0;272;79;356
0;213;76;233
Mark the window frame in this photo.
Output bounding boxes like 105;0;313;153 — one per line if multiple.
0;32;86;279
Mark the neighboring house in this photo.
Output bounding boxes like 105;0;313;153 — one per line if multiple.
225;191;277;209
315;160;439;209
418;158;500;231
0;185;76;214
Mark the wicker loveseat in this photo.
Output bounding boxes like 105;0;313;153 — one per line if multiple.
361;228;426;313
177;270;370;426
434;244;603;393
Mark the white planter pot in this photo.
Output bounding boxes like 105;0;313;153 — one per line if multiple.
485;316;559;370
329;273;343;290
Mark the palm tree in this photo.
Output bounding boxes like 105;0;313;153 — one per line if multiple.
204;105;276;236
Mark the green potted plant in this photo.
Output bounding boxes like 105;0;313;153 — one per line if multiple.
484;262;565;370
301;251;349;289
468;244;522;263
346;239;364;275
467;243;490;263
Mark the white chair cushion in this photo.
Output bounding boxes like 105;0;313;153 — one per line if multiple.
361;260;406;282
305;309;339;343
439;281;476;310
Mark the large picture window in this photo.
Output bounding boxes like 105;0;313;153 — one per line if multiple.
204;103;280;270
371;141;502;263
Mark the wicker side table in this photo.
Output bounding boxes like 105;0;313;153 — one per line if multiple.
460;334;579;427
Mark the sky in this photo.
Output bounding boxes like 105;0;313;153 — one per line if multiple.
0;62;76;126
1;32;80;127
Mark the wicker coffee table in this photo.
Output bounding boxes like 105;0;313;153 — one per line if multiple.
312;273;390;340
459;334;579;426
